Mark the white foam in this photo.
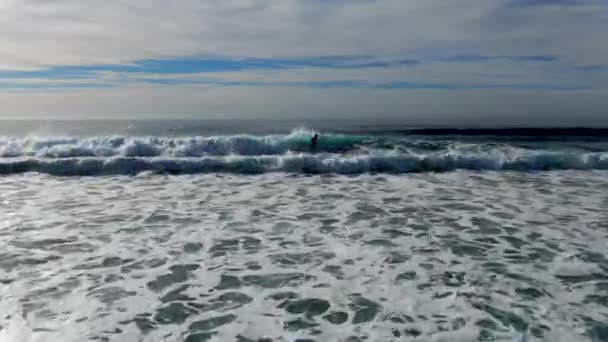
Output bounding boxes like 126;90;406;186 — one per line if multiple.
0;130;365;158
1;171;607;341
0;150;607;176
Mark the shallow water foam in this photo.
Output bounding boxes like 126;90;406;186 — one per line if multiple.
1;171;607;341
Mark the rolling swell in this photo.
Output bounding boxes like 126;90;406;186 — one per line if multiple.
397;127;608;137
1;152;607;176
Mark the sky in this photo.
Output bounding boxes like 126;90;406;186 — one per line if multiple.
0;0;607;124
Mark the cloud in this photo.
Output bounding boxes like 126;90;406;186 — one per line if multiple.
435;55;558;63
1;0;606;70
508;0;595;7
0;0;606;121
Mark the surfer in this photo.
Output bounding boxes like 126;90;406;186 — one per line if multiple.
310;133;319;151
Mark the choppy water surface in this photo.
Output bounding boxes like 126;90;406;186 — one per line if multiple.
1;171;607;342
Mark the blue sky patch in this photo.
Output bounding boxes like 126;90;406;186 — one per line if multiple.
0;55;417;80
0;53;595;92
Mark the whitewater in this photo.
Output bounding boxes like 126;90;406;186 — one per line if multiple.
1;121;607;342
1;129;608;176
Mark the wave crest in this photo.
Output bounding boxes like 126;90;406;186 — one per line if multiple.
0;131;366;158
1;151;606;176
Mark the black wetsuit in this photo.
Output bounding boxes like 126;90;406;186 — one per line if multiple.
310;134;319;151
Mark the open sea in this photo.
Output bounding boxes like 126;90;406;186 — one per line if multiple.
0;119;607;342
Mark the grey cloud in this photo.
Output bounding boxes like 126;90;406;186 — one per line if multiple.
0;0;606;69
0;0;606;122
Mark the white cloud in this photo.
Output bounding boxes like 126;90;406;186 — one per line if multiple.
0;0;607;121
0;0;606;70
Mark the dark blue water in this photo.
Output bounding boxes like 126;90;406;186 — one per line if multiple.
3;119;608;137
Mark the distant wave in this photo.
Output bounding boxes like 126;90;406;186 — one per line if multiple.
398;127;608;137
1;151;606;176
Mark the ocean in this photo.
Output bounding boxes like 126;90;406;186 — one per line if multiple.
0;119;607;342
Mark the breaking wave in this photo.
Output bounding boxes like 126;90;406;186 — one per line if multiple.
0;130;367;158
1;129;607;176
1;151;607;176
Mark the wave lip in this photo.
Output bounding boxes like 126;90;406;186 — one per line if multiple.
1;151;607;176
